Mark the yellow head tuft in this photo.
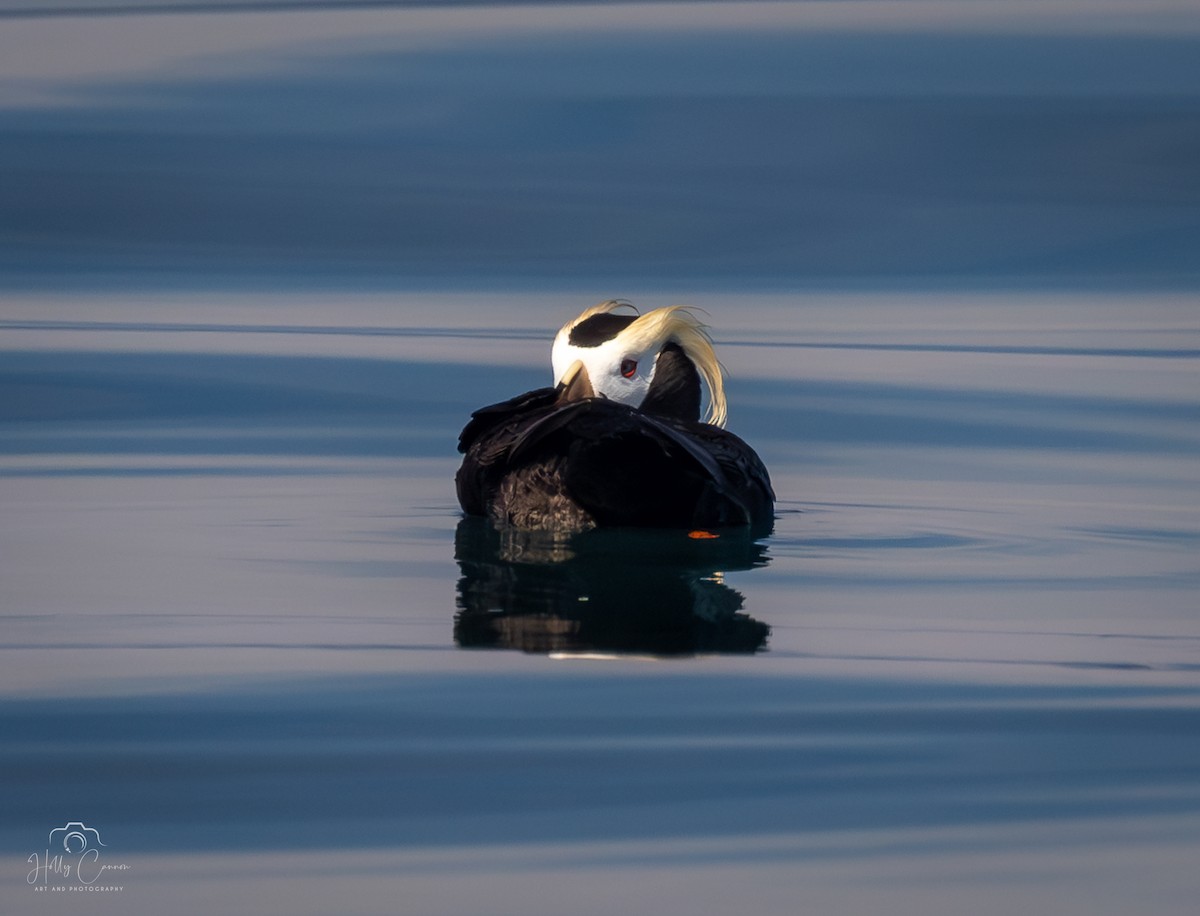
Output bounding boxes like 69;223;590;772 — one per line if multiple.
553;301;728;427
620;306;727;427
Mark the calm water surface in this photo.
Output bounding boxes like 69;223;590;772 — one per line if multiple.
4;2;1200;911
2;290;1198;914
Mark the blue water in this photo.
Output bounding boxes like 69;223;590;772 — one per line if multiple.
3;3;1200;914
3;291;1198;914
2;1;1199;288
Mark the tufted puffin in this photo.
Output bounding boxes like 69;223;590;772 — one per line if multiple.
456;301;775;534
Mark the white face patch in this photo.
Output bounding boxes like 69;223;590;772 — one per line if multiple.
550;302;727;426
552;333;656;409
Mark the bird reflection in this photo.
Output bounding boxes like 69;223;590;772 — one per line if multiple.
453;517;772;655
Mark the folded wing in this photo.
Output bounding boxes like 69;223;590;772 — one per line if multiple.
457;394;773;533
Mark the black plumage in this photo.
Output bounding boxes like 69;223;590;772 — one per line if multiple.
456;310;775;534
457;393;773;533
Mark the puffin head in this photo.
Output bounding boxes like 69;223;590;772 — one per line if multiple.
551;300;727;427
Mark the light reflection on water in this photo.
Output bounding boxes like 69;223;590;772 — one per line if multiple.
2;0;1200;908
2;1;1200;289
1;292;1199;913
453;518;771;655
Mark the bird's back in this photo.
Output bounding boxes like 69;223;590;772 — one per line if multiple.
456;393;774;534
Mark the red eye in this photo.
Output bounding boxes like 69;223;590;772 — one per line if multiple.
620;358;637;379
